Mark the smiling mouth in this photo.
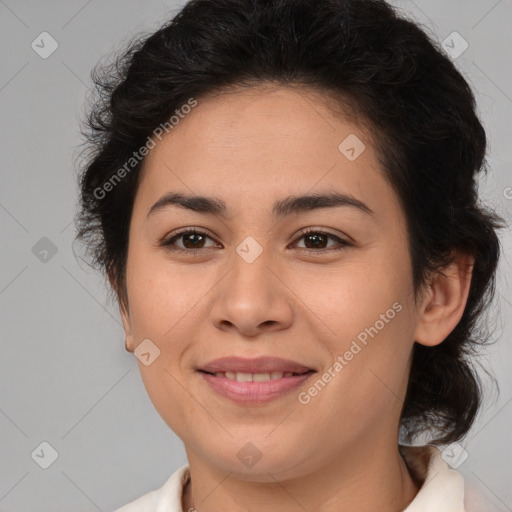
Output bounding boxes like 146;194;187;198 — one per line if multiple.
198;369;315;381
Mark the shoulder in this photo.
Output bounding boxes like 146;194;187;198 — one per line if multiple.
112;489;158;512
463;470;507;512
112;464;190;512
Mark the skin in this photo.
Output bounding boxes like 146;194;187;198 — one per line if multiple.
118;83;474;512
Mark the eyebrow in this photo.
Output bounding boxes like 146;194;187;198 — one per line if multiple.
146;191;374;220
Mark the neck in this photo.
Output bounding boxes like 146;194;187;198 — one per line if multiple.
182;441;420;512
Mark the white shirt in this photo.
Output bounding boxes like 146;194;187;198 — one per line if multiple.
112;444;478;511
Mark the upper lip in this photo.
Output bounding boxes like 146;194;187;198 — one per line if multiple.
198;356;315;374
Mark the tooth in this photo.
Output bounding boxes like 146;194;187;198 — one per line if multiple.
252;372;271;381
216;371;291;381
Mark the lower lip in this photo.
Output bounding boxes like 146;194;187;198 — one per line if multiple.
199;371;315;405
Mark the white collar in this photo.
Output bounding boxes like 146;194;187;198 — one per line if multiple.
400;444;465;511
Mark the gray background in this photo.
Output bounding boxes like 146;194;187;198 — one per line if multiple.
1;0;511;510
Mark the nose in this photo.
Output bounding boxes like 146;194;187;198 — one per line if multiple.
209;246;294;337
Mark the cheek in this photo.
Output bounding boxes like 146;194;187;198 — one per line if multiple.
302;309;414;443
124;252;217;408
126;249;211;342
287;248;412;339
125;256;198;432
290;250;415;408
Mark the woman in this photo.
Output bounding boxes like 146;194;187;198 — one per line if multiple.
75;0;505;510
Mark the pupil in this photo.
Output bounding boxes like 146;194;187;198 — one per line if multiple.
305;233;327;249
184;233;204;248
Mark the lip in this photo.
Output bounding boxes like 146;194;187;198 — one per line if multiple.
198;356;315;374
199;370;316;405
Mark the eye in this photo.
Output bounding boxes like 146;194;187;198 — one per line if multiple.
160;227;352;254
290;228;352;252
160;227;219;254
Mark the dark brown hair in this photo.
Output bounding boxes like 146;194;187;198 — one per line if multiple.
75;0;505;445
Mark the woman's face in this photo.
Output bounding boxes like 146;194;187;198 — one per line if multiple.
120;85;422;478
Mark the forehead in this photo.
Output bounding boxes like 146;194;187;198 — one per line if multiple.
135;85;399;222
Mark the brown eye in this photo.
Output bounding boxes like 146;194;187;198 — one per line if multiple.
180;232;206;249
293;229;351;252
161;228;218;253
303;232;329;249
161;227;351;255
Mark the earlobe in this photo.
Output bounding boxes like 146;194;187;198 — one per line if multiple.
414;251;475;347
108;270;134;353
120;303;135;353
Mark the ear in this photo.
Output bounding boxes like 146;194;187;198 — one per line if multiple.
108;269;135;353
413;251;475;347
119;301;135;353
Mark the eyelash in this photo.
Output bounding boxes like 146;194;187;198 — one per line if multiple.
160;227;352;254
